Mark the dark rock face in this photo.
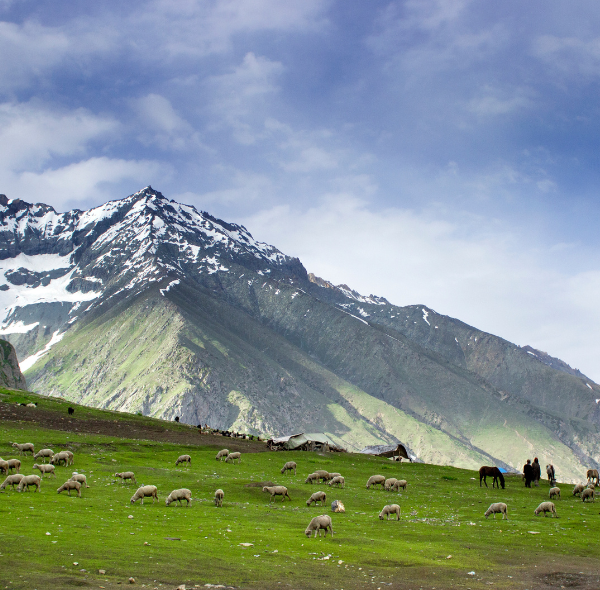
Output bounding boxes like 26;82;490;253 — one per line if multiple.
0;339;26;389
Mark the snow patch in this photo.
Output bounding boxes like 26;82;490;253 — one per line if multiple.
0;320;39;334
422;309;430;325
160;279;180;296
586;383;593;390
20;330;65;372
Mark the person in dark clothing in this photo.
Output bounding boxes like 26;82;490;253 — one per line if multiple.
532;457;541;487
523;459;534;488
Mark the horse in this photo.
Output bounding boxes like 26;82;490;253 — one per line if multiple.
587;469;599;485
479;466;505;489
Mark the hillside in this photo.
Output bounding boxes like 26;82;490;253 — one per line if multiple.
0;338;26;390
1;187;599;482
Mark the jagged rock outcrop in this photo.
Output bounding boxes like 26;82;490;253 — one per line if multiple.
0;339;26;389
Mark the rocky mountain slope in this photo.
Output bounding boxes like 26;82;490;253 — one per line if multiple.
1;188;598;481
0;338;26;390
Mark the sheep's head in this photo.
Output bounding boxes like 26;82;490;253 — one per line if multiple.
378;513;384;520
304;529;312;537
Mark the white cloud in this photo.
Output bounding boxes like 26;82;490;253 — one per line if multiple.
532;35;600;78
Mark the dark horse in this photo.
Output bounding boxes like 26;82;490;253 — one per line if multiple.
479;466;505;489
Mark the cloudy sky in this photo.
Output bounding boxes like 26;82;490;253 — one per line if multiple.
3;0;600;379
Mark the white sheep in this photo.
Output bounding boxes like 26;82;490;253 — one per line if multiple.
379;504;401;520
484;502;508;520
549;487;561;500
130;485;159;505
175;455;191;466
17;474;41;492
33;449;54;463
305;515;333;537
262;485;291;502
305;472;320;484
324;472;341;481
314;470;329;482
306;491;327;506
57;480;82;497
26;403;36;408
7;459;21;473
70;473;90;488
115;471;137;484
0;459;8;475
0;474;24;490
581;488;595;502
166;488;192;507
534;501;557;517
215;449;229;461
214;489;224;507
366;475;386;489
51;451;74;466
33;463;56;478
384;478;398;491
280;461;297;475
392;479;408;492
573;483;585;496
225;452;241;464
328;476;345;488
12;443;34;456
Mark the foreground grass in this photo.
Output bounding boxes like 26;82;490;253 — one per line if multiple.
0;390;599;590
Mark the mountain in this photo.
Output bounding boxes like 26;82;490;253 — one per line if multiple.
1;187;598;481
0;338;26;389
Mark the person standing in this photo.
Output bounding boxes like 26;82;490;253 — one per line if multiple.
523;459;534;488
532;457;541;487
546;464;556;485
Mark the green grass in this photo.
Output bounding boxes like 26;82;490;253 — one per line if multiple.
1;388;599;590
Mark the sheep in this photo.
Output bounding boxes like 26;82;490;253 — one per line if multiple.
534;501;557;517
70;473;90;487
0;459;8;475
587;469;599;485
166;488;192;507
215;449;229;461
26;402;36;408
33;463;56;478
306;491;327;506
379;504;401;520
0;474;24;490
12;442;34;456
51;451;74;466
57;480;82;497
587;482;596;489
328;476;345;488
280;461;297;475
33;449;54;463
7;459;21;473
115;472;137;484
324;472;341;481
549;487;561;500
484;502;508;520
305;472;320;484
573;483;585;496
305;515;333;537
17;474;41;492
314;470;329;482
366;475;386;489
214;489;224;507
130;485;159;505
384;478;398;491
391;479;408;492
175;455;191;466
581;488;595;502
262;485;291;502
225;452;241;464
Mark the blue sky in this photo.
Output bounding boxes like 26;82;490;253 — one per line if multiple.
2;0;600;379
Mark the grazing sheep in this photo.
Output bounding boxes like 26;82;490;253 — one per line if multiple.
549;487;561;500
280;461;297;475
166;488;192;507
306;491;327;506
587;469;599;485
484;502;508;520
587;482;596;490
534;501;557;517
57;480;82;497
33;463;56;478
17;474;41;492
175;455;191;466
324;472;341;481
328;476;345;488
115;472;137;484
12;442;34;456
0;474;24;490
215;449;229;461
33;449;54;463
573;483;585;496
391;479;408;492
51;451;74;466
262;485;291;502
7;459;21;473
379;504;401;520
214;489;224;507
305;515;333;537
314;470;329;482
366;475;386;489
581;488;595;502
305;472;320;484
225;452;241;464
384;478;398;491
0;460;8;475
130;485;159;505
70;473;89;487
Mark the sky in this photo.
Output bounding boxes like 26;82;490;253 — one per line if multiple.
2;0;600;380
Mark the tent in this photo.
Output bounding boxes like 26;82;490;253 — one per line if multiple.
267;432;345;452
359;443;413;462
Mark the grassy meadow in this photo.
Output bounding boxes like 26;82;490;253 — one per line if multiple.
0;388;599;590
